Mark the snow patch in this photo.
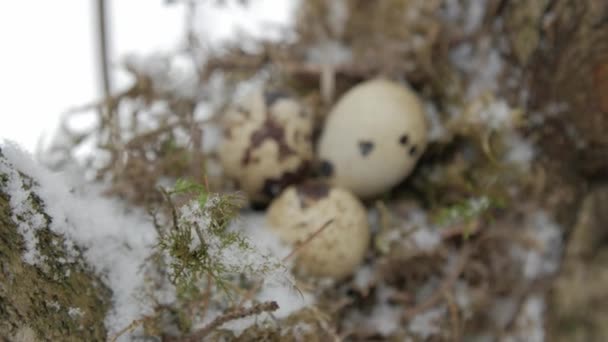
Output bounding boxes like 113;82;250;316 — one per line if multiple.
408;306;446;339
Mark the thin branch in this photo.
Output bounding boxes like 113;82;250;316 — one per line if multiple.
403;244;472;320
282;219;334;262
179;301;279;341
96;0;112;98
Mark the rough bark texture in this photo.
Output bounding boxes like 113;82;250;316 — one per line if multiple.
548;186;608;342
528;0;608;179
0;153;111;341
520;0;608;338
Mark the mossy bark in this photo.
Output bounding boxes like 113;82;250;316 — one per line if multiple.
548;187;608;342
0;154;111;341
518;0;608;339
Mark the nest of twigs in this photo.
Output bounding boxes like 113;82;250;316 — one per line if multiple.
48;0;574;340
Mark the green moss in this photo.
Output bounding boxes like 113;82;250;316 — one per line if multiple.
0;159;111;341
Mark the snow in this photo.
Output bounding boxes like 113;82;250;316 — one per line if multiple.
353;264;374;290
520;212;562;280
123;53;199;99
503;132;535;167
412;227;442;251
68;307;84;319
47;301;61;311
342;284;403;337
174;199;290;287
192;0;298;49
408;306;446;339
283;321;314;340
450;39;503;100
401;209;441;251
1;141;157;339
218;212;314;335
369;303;401;336
503;295;545;342
306;41;352;65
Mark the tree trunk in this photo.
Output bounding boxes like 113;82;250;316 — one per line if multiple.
0;150;111;341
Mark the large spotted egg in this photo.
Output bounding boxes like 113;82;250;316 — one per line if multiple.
267;182;370;279
219;89;314;204
317;79;428;198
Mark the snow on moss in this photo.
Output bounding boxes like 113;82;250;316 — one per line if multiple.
1;141;157;339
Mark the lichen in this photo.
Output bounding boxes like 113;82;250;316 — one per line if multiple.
0;150;111;341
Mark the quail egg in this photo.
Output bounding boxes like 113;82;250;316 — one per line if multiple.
219;89;314;204
317;79;428;198
266;182;369;279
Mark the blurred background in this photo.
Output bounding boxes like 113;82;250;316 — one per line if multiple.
0;0;295;152
1;1;607;341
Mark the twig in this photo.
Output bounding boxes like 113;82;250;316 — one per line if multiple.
282;219;334;262
179;301;279;341
443;290;461;342
194;275;213;323
403;244;472;320
96;0;112;99
440;220;481;240
109;315;153;342
159;187;179;231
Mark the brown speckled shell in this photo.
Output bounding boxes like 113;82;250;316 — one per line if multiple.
266;184;370;279
219;89;314;203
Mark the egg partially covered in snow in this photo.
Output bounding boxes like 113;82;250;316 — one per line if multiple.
267;182;369;279
317;79;428;198
219;89;314;204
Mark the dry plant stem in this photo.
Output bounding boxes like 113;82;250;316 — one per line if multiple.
191;275;213;323
443;290;461;342
178;301;279;341
96;0;111;99
441;220;482;240
159;187;179;231
110;315;153;342
282;219;335;262
203;54;378;81
125;118;215;148
403;244;472;320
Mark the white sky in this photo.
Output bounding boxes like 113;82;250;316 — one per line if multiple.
0;0;295;153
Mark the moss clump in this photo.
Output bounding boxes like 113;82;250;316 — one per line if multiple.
0;152;111;341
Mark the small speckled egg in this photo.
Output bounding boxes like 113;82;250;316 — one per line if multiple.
317;79;428;198
266;182;370;279
219;89;314;204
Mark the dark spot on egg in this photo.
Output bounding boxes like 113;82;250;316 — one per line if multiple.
250;201;268;211
296;182;330;209
236;105;251;117
264;91;290;107
241;118;295;165
409;145;418;156
299;109;308;118
319;160;334;177
358;140;375;157
223;127;232;139
399;134;409;145
261;161;310;200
